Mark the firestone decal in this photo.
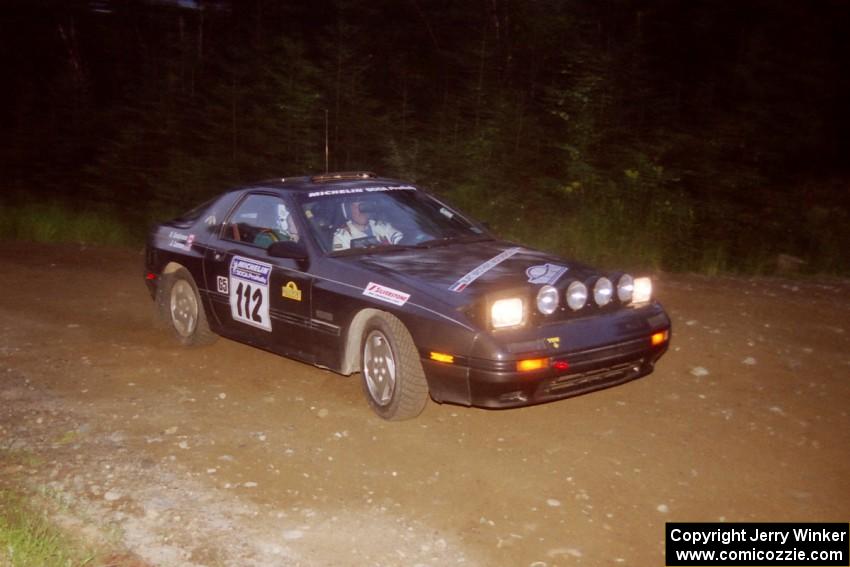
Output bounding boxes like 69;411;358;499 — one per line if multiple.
526;263;568;285
449;247;522;292
362;282;410;306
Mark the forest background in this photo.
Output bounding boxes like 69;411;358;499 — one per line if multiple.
1;0;848;274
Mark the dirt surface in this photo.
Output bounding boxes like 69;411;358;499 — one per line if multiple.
1;241;849;566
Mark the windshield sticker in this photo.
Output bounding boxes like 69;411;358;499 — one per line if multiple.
229;256;272;331
363;282;410;306
439;207;454;219
168;231;195;251
308;185;416;198
449;247;523;292
526;263;568;285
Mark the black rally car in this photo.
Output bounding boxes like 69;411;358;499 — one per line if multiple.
145;172;670;420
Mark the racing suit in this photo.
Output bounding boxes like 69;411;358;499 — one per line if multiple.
332;220;403;250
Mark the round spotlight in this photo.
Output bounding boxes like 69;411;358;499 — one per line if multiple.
594;277;613;307
617;274;634;303
536;285;559;315
566;281;588;311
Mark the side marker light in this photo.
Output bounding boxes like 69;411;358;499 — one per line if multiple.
651;330;669;346
430;352;454;364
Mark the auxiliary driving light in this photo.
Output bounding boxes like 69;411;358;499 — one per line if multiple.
536;285;559;315
566;281;588;311
617;274;634;303
593;277;613;307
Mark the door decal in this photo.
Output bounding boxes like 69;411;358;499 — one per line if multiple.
229;256;272;331
282;281;303;301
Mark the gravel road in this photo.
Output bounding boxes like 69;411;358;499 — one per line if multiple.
1;242;848;566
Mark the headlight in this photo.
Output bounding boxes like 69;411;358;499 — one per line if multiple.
536;285;559;315
633;277;652;304
593;277;613;306
566;281;588;311
491;297;524;328
617;274;634;303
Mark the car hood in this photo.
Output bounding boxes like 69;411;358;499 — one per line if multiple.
338;240;601;309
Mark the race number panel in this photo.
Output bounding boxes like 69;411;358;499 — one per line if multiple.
229;256;272;332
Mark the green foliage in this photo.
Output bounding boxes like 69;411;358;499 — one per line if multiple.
0;203;136;247
2;1;848;274
0;488;95;567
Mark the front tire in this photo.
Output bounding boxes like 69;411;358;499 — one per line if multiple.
156;267;216;347
360;313;428;420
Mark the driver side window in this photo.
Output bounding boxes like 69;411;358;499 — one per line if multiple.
223;194;299;250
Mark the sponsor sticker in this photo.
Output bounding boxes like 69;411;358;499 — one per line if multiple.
362;282;410;306
308;185;416;198
229;256;272;331
449;247;522;292
216;276;228;294
231;257;271;286
545;336;561;349
168;231;195;251
282;281;302;301
526;263;568;285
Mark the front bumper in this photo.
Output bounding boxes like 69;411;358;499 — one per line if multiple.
423;331;670;409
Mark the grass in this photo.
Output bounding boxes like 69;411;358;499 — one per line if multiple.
0;488;96;567
1;193;846;275
0;203;137;247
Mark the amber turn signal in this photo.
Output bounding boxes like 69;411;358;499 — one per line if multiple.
651;330;669;346
429;352;455;364
516;357;548;372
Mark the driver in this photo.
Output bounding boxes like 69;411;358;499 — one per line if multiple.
332;199;403;250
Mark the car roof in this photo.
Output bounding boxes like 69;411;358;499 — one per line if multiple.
234;171;414;196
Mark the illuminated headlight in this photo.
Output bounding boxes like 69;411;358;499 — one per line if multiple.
566;281;588;311
633;277;652;304
536;285;559;315
617;274;634;303
491;297;524;328
593;277;613;307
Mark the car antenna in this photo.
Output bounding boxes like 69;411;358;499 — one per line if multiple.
324;108;329;173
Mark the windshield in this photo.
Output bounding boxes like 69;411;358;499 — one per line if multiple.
299;186;487;254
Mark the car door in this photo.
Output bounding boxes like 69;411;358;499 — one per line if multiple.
203;192;315;361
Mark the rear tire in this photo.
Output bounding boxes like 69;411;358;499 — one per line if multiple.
156;267;217;347
359;312;428;420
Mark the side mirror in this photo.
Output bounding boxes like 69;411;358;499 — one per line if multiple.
267;240;309;269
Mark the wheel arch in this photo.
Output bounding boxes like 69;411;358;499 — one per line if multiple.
161;261;186;275
340;307;384;375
